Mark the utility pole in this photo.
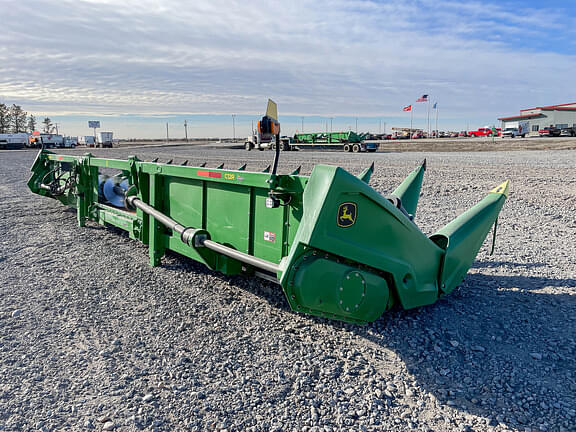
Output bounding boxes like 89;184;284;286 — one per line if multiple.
301;116;304;133
54;123;59;135
166;122;169;143
232;114;236;142
184;120;188;142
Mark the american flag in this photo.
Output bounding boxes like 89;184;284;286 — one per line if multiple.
403;105;412;112
416;94;428;102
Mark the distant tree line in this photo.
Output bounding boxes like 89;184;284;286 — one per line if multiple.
0;102;54;134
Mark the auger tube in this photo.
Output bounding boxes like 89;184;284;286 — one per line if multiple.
126;196;280;274
126;196;186;235
202;239;280;274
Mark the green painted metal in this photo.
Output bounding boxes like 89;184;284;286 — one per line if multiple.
430;181;509;295
392;159;426;217
293;131;364;144
28;149;509;324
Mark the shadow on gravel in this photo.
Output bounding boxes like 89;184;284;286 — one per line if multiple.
161;250;291;311
489;273;576;290
471;260;548;269
352;272;576;431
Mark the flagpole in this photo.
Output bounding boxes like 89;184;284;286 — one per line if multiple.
435;104;439;138
410;107;413;142
427;97;430;138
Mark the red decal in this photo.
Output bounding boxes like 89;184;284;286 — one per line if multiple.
196;170;222;179
58;156;63;160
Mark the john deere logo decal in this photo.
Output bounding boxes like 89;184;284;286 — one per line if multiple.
337;202;357;227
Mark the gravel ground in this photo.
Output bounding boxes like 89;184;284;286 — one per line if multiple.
1;147;575;432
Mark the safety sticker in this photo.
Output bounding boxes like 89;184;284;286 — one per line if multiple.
264;231;276;242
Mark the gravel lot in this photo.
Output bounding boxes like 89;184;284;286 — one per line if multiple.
1;146;575;432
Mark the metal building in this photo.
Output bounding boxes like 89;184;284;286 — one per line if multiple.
498;103;576;135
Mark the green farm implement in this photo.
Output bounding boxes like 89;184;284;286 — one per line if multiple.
292;131;376;152
28;101;509;324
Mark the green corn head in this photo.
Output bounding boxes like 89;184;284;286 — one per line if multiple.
28;150;508;324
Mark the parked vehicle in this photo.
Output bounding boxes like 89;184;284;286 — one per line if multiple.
502;121;528;138
560;127;576;137
64;136;77;148
468;127;500;137
517;121;528;138
245;133;292;151
0;133;29;150
97;132;114;148
458;131;468;137
28;134;42;148
40;134;64;148
79;136;96;147
538;126;561;137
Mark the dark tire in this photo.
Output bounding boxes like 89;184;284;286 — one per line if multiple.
245;142;253;151
352;144;360;153
343;144;351;152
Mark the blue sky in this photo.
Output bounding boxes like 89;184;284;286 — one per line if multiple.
1;0;575;138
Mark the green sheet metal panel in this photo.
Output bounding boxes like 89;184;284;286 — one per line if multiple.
252;189;288;264
206;182;250;254
164;176;204;229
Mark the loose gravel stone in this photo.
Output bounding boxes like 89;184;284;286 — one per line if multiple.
102;421;115;431
530;353;543;360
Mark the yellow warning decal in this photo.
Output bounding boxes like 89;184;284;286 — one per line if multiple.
224;173;235;180
490;180;510;197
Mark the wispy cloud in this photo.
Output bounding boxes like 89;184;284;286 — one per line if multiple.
0;0;574;137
